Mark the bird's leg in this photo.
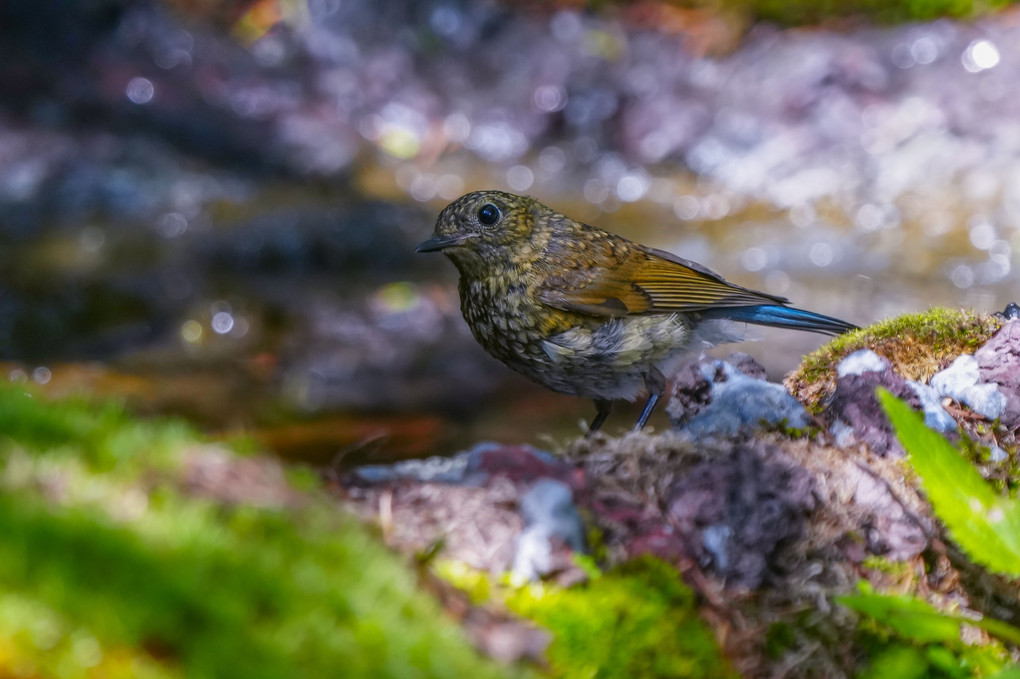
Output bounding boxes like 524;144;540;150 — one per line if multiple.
587;399;613;437
634;367;666;431
634;394;659;431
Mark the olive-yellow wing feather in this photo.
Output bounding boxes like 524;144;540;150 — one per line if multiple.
537;241;788;318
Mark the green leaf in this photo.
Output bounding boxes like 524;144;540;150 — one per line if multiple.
837;588;962;644
857;645;930;679
839;583;1020;649
839;585;1020;677
877;388;1020;576
856;644;930;676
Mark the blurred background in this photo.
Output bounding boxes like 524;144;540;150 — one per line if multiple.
2;0;1019;463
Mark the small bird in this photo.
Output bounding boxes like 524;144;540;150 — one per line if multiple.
417;190;857;434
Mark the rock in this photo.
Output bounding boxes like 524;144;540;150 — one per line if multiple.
350;441;581;489
665;359;715;424
350;452;473;485
466;443;582;489
906;380;958;433
930;354;1006;420
998;302;1020;320
848;464;927;561
665;442;817;588
585;493;688;564
518;479;585;549
975;319;1020;430
184;446;301;508
837;348;890;377
347;478;524;574
624;527;689;564
725;351;769;381
669;356;810;439
511;526;559;582
826;350;922;455
349;444;587;580
512;479;586;581
701;524;733;571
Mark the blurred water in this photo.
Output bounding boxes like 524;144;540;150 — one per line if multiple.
2;0;1019;458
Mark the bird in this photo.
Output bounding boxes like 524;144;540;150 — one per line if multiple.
416;190;858;435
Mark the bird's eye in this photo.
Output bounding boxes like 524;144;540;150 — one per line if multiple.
477;203;501;226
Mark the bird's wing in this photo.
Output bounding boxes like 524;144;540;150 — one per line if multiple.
537;242;789;318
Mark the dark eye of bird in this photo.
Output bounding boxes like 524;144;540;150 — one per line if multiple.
477;203;501;226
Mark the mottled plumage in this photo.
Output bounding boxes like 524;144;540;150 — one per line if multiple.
417;190;857;433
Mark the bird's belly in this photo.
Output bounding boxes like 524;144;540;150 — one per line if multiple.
471;308;694;401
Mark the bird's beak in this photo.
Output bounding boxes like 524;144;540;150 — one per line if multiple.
415;233;476;253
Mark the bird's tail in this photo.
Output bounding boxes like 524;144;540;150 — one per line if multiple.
704;304;858;336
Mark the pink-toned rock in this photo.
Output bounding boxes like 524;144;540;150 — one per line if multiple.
975;319;1020;430
825;352;920;456
665;442;817;588
468;443;585;490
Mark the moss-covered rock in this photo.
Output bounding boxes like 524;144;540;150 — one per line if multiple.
786;307;1001;414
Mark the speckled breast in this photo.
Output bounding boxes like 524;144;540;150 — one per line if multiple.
458;276;693;400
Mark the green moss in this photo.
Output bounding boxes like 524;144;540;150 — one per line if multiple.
786;307;1001;413
860;556;913;577
766;418;822;440
437;560;494;605
573;0;1018;29
764;622;797;658
658;0;1017;26
437;555;733;678
582;517;610;565
0;384;191;473
0;384;526;679
741;0;1013;25
504;557;736;679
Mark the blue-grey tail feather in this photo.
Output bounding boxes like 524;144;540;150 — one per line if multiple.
704;305;858;336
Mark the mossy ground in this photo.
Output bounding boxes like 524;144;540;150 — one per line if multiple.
0;381;734;679
438;556;737;679
0;383;529;679
785;307;1001;414
548;306;1020;677
4;305;1018;679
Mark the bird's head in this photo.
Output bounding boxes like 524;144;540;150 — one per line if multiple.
416;191;545;274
